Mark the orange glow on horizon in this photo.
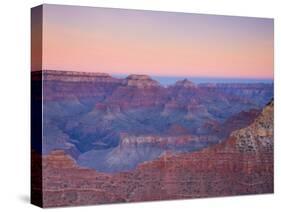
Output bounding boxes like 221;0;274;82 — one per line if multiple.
38;5;273;79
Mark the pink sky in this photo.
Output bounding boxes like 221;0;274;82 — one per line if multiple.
37;4;273;79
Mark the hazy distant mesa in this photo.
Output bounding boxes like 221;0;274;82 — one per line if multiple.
32;70;274;88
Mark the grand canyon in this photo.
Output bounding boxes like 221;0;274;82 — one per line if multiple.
31;70;274;207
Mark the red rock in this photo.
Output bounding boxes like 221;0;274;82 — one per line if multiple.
40;101;273;207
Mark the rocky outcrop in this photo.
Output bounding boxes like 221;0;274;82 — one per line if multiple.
105;75;166;109
37;70;121;83
231;100;273;153
174;79;198;88
43;150;77;169
122;74;160;88
32;70;122;101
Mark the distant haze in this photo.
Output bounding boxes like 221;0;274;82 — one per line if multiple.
112;74;273;86
33;4;274;79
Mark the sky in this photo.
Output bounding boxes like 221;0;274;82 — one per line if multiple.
33;4;274;79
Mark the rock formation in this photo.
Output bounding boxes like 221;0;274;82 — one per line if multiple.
122;74;160;88
40;100;273;207
31;70;274;206
41;70;119;83
231;100;273;154
31;70;273;171
174;78;198;88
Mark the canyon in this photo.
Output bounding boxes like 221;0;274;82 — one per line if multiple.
37;99;273;207
32;70;273;172
31;70;273;207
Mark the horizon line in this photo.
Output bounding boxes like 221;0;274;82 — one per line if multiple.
32;69;274;81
